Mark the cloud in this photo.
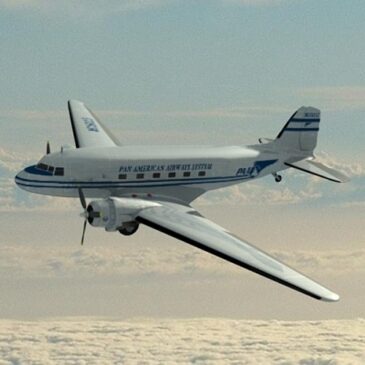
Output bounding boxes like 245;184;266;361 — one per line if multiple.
0;245;236;279
0;148;60;211
0;148;35;210
1;242;363;279
340;201;365;208
273;249;365;277
0;147;28;174
315;151;365;178
298;86;365;111
198;178;323;206
0;318;363;364
0;148;81;212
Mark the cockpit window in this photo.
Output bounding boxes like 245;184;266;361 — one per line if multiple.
54;167;64;176
36;163;57;174
37;163;48;171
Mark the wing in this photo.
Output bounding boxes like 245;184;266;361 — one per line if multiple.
136;201;339;302
68;99;120;148
285;158;349;183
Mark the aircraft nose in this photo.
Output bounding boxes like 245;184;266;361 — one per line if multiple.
14;169;26;186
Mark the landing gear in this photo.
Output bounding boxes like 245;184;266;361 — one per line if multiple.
272;172;282;183
119;222;139;236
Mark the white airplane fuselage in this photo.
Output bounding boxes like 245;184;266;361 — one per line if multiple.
15;144;302;203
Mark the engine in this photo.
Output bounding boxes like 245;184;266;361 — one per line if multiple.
86;197;159;232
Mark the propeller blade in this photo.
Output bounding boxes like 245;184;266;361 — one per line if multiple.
81;219;87;246
78;188;87;209
46;141;51;154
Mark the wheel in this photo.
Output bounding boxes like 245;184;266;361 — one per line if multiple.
275;174;282;183
119;222;139;236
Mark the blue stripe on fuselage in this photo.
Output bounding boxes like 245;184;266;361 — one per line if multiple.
15;174;252;189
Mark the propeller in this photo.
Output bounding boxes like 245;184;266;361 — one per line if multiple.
79;188;87;246
46;141;51;154
81;219;87;246
79;187;87;210
78;188;101;246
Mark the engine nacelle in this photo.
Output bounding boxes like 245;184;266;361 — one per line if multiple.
86;197;160;232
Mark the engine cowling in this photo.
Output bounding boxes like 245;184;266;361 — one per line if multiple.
86;197;160;232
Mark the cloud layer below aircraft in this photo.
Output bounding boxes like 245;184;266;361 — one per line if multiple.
0;318;363;364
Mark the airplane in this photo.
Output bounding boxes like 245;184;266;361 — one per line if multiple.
15;100;349;302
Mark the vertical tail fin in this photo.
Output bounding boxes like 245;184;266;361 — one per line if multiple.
269;107;350;183
276;107;320;152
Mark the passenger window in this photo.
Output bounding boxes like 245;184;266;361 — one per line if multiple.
198;171;206;177
183;171;191;177
48;166;54;172
136;173;144;179
168;172;176;178
54;167;64;176
153;173;161;179
119;174;127;180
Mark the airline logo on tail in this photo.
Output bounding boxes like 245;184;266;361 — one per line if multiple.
82;117;99;132
236;159;277;178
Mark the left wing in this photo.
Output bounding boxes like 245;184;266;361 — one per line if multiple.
68;99;120;148
136;201;339;302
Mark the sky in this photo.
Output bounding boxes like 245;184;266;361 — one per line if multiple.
0;0;364;363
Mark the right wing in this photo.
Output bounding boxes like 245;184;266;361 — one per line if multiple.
136;201;339;302
68;99;120;148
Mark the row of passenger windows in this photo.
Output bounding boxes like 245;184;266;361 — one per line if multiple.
36;163;64;176
118;171;206;180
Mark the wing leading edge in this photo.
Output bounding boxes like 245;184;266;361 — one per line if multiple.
136;201;339;302
68;99;120;148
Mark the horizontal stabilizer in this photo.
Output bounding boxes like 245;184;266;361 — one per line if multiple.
285;159;349;183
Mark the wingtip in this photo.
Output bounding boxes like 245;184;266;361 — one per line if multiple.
320;292;340;303
331;170;350;183
339;175;351;183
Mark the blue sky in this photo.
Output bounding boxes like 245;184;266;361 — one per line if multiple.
0;0;364;320
1;0;364;157
1;0;365;109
